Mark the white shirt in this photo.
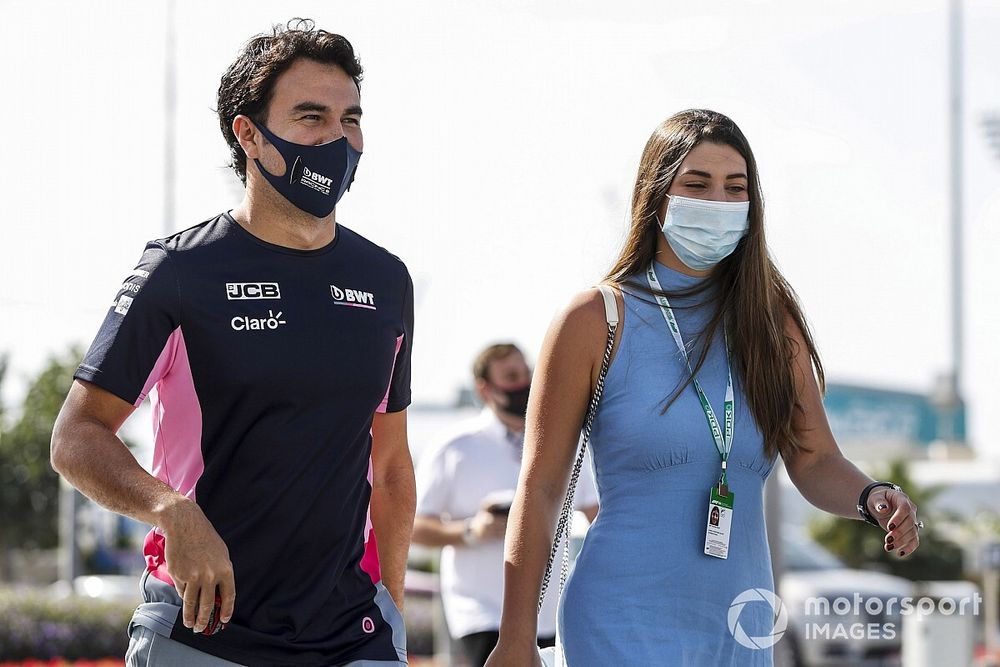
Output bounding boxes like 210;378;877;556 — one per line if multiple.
415;409;599;638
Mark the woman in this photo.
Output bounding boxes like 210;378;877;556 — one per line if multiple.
484;109;921;666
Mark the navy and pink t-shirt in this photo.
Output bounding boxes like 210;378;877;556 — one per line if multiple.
75;212;413;664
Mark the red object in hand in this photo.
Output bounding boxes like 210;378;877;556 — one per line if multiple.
202;590;226;635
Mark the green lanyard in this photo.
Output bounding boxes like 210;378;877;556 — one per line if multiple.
646;264;735;487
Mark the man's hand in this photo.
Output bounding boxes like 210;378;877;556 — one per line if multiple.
161;498;236;634
468;506;508;543
51;381;237;634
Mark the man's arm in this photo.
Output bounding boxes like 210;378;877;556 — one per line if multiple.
413;510;508;547
412;516;466;546
51;380;236;633
370;409;416;609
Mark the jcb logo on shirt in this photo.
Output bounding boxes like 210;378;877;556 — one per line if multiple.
226;282;281;300
330;284;376;310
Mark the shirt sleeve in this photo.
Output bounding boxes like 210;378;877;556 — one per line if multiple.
74;242;181;406
414;441;452;519
379;267;413;413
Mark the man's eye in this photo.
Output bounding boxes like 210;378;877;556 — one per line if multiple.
684;183;706;189
301;114;322;121
343;117;361;126
728;185;746;193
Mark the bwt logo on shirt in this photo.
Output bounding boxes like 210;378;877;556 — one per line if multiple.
301;167;332;196
226;282;281;300
330;284;376;310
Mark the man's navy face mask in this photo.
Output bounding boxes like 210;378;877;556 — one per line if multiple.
253;121;361;218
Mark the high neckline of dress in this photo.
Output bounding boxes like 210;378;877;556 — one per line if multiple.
651;259;709;289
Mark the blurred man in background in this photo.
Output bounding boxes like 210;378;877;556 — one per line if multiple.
413;343;598;666
51;19;414;666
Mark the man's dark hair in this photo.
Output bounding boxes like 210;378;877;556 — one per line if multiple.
472;344;522;384
217;18;363;184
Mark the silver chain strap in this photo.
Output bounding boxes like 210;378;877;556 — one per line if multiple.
538;320;617;613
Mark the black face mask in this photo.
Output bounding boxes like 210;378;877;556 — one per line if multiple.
492;383;530;419
253;121;361;218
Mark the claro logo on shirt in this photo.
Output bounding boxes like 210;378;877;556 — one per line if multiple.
330;284;376;310
231;310;287;331
226;282;281;300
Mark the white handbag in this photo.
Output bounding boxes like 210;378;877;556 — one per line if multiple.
537;285;619;667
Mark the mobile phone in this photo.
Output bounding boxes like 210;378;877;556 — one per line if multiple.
202;590;226;636
487;503;512;516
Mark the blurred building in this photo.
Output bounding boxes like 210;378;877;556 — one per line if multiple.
824;382;970;461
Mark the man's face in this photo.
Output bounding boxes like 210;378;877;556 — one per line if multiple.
478;351;531;415
240;58;363;180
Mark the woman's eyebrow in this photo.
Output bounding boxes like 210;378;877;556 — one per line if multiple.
678;169;747;179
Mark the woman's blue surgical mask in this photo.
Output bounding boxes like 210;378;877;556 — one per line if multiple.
659;195;750;271
253;122;361;218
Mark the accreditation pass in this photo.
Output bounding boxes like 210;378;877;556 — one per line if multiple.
704;486;735;559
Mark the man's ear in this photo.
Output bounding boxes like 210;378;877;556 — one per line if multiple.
233;115;262;160
474;378;491;405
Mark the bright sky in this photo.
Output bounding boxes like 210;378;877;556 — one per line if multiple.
2;0;999;456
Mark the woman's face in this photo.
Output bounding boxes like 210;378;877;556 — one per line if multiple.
659;142;750;220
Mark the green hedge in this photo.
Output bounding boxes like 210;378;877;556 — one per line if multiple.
0;588;438;659
0;590;133;660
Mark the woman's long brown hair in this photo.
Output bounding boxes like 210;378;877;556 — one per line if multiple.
605;109;823;461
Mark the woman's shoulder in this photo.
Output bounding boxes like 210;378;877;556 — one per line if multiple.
558;284;622;330
541;285;624;363
536;285;623;397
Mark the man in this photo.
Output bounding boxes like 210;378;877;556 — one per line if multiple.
50;20;415;666
412;344;598;667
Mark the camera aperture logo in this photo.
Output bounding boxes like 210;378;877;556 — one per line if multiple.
728;588;788;650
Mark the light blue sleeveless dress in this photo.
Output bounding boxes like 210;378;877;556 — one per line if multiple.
559;262;778;666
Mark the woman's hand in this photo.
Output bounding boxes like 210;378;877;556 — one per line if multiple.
484;639;544;667
867;487;921;557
